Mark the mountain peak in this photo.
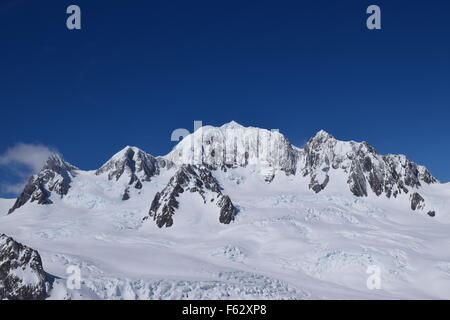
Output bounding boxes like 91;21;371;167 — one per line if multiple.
311;130;335;141
166;122;298;175
110;146;147;161
43;153;78;172
96;146;161;197
220;120;244;130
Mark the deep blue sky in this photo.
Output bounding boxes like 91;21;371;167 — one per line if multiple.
0;0;449;196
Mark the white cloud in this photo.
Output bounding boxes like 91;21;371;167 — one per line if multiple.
0;143;57;195
0;143;56;173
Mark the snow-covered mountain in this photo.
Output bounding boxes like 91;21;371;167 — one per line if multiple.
166;121;298;178
95;146;172;201
1;121;449;299
6;122;437;221
298;130;438;216
8;154;78;214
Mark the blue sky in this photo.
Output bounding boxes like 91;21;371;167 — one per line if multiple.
0;0;449;197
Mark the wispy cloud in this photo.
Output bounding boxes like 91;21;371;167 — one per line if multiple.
0;143;57;196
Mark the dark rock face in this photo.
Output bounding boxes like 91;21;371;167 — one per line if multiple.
348;164;368;197
8;154;78;214
0;235;48;300
409;193;434;217
122;188;130;201
302;131;332;193
309;175;330;194
217;195;236;224
410;192;425;211
145;165;238;228
300;130;438;214
420;169;437;185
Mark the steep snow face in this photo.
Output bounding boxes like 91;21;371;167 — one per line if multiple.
8;154;78;214
0;234;48;300
299;131;438;215
145;164;237;228
165;121;299;179
95;146;173;200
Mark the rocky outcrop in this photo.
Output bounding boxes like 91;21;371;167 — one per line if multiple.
0;234;48;300
408;192;436;217
8;154;78;214
144;165;238;228
410;192;425;211
96;146;173;200
217;195;236;224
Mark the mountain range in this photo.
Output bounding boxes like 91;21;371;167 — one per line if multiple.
1;122;449;300
6;121;439;220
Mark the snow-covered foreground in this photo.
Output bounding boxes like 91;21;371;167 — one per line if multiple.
1;167;450;300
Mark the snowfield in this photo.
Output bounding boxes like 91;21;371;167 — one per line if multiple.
1;168;450;299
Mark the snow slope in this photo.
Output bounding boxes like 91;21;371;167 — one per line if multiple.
1;122;450;300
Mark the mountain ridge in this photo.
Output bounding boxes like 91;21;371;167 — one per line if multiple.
4;122;440;220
